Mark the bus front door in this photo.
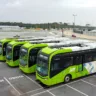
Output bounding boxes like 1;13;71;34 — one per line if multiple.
75;56;83;78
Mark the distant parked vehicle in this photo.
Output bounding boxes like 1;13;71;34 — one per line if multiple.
72;34;76;37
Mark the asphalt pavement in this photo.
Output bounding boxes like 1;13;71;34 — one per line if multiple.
0;31;96;96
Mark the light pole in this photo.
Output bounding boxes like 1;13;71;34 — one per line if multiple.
73;14;77;27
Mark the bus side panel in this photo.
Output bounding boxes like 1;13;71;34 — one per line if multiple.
75;64;88;78
74;61;96;78
13;59;19;66
49;72;63;85
0;56;6;61
49;66;78;85
7;59;19;67
83;61;96;75
51;64;89;84
62;65;78;80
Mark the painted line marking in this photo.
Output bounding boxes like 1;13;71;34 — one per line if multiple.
0;79;4;83
31;80;80;96
31;90;47;96
81;79;96;87
20;88;43;96
4;77;21;96
47;90;56;96
9;75;24;80
48;79;80;91
24;75;43;88
66;84;88;96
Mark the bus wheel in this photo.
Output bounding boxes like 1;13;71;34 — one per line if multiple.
64;75;71;83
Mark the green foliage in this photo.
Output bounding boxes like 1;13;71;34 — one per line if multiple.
0;22;95;29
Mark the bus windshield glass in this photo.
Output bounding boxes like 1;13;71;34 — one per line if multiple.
37;53;49;76
0;42;2;55
6;45;12;60
20;48;28;66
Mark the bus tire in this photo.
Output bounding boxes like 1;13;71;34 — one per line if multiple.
64;75;71;83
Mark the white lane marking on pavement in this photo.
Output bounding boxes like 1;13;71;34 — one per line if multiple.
9;75;24;80
48;79;80;91
47;90;56;96
81;79;96;87
31;80;80;96
20;88;43;96
31;90;47;96
66;84;89;96
0;79;4;83
4;77;21;95
24;75;43;88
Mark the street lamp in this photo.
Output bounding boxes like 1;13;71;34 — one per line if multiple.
73;14;77;27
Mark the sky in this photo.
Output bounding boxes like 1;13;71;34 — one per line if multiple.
0;0;96;26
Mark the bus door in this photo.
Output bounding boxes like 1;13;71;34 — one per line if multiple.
3;42;9;56
50;55;73;84
28;47;43;68
13;45;23;61
83;53;95;75
74;55;83;77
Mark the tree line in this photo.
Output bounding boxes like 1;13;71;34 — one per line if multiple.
0;22;95;30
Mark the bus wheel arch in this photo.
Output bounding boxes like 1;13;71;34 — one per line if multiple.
64;74;72;83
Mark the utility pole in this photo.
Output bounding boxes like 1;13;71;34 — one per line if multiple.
73;14;77;28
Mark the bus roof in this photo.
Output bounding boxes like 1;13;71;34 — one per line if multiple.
52;42;96;53
29;38;70;44
46;39;92;47
41;41;95;55
17;38;44;41
21;38;92;50
15;36;67;42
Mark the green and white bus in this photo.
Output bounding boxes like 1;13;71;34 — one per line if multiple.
19;39;90;73
36;42;96;86
6;37;69;67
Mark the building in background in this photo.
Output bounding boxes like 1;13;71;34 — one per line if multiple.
0;26;24;32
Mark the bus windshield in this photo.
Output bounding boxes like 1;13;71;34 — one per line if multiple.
37;53;49;76
0;42;2;55
20;48;28;66
6;45;12;60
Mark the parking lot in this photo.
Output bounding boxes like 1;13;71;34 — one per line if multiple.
0;31;96;96
0;61;96;96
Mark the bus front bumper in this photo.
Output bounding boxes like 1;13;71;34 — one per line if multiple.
6;60;19;67
19;65;36;74
36;73;51;86
0;55;6;61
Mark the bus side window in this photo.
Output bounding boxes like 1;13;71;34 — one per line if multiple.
28;48;42;67
61;57;73;68
84;54;93;63
93;55;96;61
73;56;82;65
50;55;60;77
